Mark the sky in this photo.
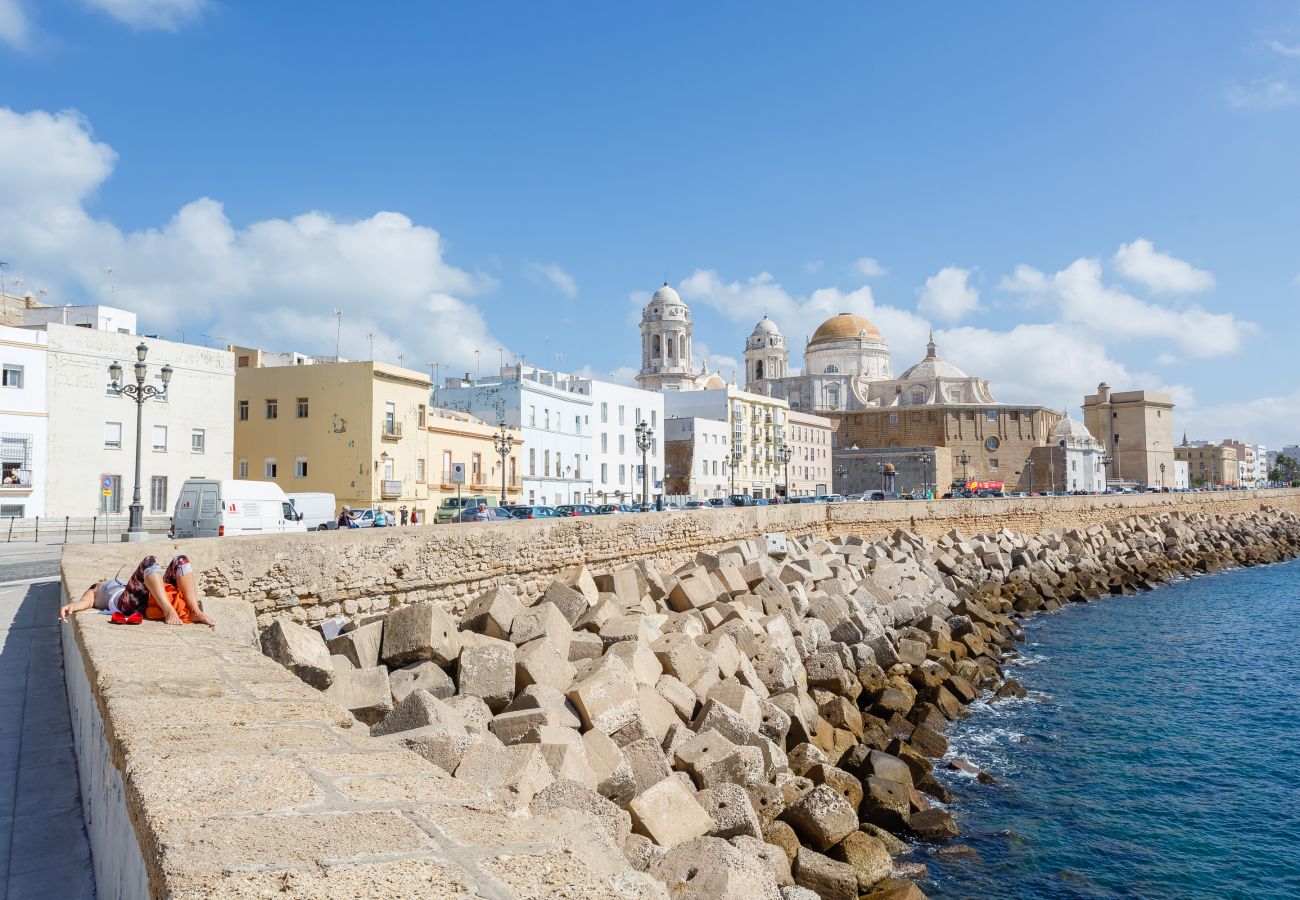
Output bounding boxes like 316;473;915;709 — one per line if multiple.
0;1;1297;445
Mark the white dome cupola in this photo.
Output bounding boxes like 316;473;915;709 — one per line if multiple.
637;282;697;391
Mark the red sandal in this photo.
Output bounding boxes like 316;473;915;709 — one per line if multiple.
126;612;143;625
110;611;128;624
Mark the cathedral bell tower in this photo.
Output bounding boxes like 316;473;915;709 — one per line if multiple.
744;316;787;392
637;283;696;392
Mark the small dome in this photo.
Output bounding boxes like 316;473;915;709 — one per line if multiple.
1052;416;1095;441
702;372;727;390
808;312;883;347
751;316;781;336
899;331;968;381
651;282;681;305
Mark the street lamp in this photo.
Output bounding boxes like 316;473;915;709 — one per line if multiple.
492;421;515;505
635;420;654;506
777;444;793;500
835;464;847;494
1159;462;1166;489
957;450;971;486
108;343;172;540
876;460;886;491
1025;457;1035;493
915;452;933;497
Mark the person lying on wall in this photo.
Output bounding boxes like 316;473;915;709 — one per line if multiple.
59;554;215;627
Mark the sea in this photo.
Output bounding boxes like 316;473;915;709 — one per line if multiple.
914;557;1300;900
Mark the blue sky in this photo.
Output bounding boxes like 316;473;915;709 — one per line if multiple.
0;1;1297;444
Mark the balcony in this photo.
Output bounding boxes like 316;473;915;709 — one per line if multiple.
381;421;403;442
380;479;402;498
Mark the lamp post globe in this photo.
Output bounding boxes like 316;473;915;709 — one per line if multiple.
492;422;515;506
634;420;654;506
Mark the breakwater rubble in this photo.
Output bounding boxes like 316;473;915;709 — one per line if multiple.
260;505;1300;900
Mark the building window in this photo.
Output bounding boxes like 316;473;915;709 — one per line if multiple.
986;410;997;422
238;400;249;421
618;405;625;425
0;434;31;485
889;413;898;425
529;448;536;476
0;504;23;517
600;433;608;452
442;450;452;481
152;425;168;452
417;458;426;482
1;365;22;389
191;429;205;454
384;401;395;435
825;364;839;374
295;457;308;478
601;462;608;482
1114;434;1121;444
238;458;248;478
418;404;426;427
544;409;550;430
297;397;309;418
619;435;626;455
383;457;394;480
544;450;551;477
651;410;657;428
619;464;625;483
149;476;168;513
105;421;122;449
989;458;999;467
472;452;482;481
265;459;277;478
266;399;278;419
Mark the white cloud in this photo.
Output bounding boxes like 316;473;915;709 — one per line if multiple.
1178;386;1300;448
1112;238;1214;294
1002;255;1252;359
1226;79;1299;108
1267;40;1300;58
0;0;31;49
802;260;824;273
916;266;979;323
0;106;506;374
82;0;208;30
525;262;577;298
852;257;887;278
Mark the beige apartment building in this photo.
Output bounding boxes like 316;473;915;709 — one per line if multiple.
233;348;434;518
1082;383;1175;488
663;385;789;499
425;407;524;507
784;410;833;497
1175;443;1239;487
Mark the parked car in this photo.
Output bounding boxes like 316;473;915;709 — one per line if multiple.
683;500;709;510
510;505;559;520
707;498;733;508
452;506;513;523
631;503;657;512
597;503;628;514
172;479;308;538
868;491;904;501
555;504;599;517
286;492;338;530
728;495;757;507
434;495;497;524
663;502;681;511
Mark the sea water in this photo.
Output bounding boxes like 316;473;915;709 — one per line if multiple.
917;557;1300;900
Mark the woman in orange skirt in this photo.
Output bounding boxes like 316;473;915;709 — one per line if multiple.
60;554;214;627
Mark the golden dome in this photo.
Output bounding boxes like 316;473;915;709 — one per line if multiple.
808;312;883;346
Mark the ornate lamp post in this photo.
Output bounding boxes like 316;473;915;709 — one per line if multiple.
635;420;654;506
1025;457;1035;493
777;444;793;500
915;452;933;497
492;421;515;505
835;465;847;494
108;344;173;541
1159;461;1166;489
876;461;885;492
957;450;971;487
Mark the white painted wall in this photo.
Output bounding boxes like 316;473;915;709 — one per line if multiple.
665;416;730;499
0;326;49;517
43;324;234;519
588;379;664;503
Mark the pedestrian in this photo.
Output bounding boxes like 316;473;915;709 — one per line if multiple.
473;502;491;522
399;504;409;526
410;508;419;525
337;506;351;529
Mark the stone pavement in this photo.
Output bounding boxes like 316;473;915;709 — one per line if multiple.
0;578;96;900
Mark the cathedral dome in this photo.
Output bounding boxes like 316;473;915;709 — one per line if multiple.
643;282;689;323
651;283;681;305
900;332;969;380
808;313;883;347
751;316;781;336
1051;416;1095;442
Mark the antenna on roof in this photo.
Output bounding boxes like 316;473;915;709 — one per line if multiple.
333;309;343;357
103;267;115;304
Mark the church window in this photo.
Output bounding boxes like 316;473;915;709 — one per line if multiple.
910;388;926;405
889;413;898;425
824;364;839;374
756;361;764;379
986;410;998;422
989;458;999;468
678;335;686;360
827;386;840;409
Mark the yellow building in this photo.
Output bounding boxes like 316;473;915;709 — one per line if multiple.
233;347;435;518
1175;443;1239;487
663;385;790;499
425;407;524;507
1083;382;1176;487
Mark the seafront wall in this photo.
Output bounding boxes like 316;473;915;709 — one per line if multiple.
60;490;1300;628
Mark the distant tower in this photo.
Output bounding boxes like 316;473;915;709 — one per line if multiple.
637;283;696;391
744;316;787;391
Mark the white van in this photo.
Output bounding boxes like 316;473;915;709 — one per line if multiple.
172;479;309;538
287;492;338;531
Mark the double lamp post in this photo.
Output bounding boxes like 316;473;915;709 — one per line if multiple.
108;343;173;541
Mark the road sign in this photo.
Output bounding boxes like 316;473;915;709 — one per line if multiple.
451;462;466;485
101;474;113;491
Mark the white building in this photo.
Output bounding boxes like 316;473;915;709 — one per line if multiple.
438;364;600;506
24;306;234;519
785;410;833;498
0;326;49;518
587;378;664;504
662;386;789;499
1043;416;1107;493
1173;459;1190;489
663;417;731;500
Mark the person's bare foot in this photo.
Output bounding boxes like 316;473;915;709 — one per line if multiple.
163;612;184;626
191;609;215;628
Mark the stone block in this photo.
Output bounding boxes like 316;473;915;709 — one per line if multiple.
390;660;455;705
460;585;522;640
655;673;698;721
609;639;664;686
370;688;466;738
637;684;681;741
744;781;786;826
667;574;716;612
330;654;355;672
509;602;573;658
697;783;761;839
323;665;392;725
697;744;766;790
380;602;461;668
794;847;858;900
453;742;554;807
456;643;515;711
807;763;863;811
260;618;334;689
541;579;590;626
707;681;762;729
763;819;802;864
673;728;737;781
567;656;639;734
831;831;893;891
594;565;643;607
515;638;576;694
782;784;858;851
652;632;711;685
443;695;492;735
628;777;715;849
489;708;549;745
530;778;632;847
567;631;605;662
326;620;383;669
623;736;674;797
730;834;794;887
375;723;479;774
583;729;637;804
647;835;778;898
559;563;601;605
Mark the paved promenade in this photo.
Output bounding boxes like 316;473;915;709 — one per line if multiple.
0;548;96;899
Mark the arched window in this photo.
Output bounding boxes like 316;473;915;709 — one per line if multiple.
910;387;926;405
667;335;675;360
678;334;686;360
826;385;840;409
756;360;765;379
824;363;839;374
652;334;661;356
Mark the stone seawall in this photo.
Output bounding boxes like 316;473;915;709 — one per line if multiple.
59;491;1300;629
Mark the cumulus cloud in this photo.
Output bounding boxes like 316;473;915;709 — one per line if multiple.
1112;238;1214;294
677;269;931;364
1267;40;1300;58
1226;79;1299;109
524;262;577;298
1000;254;1252;359
916;266;979;323
82;0;208;30
0;0;31;49
1178;386;1300;448
0;106;506;373
852;257;887;278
